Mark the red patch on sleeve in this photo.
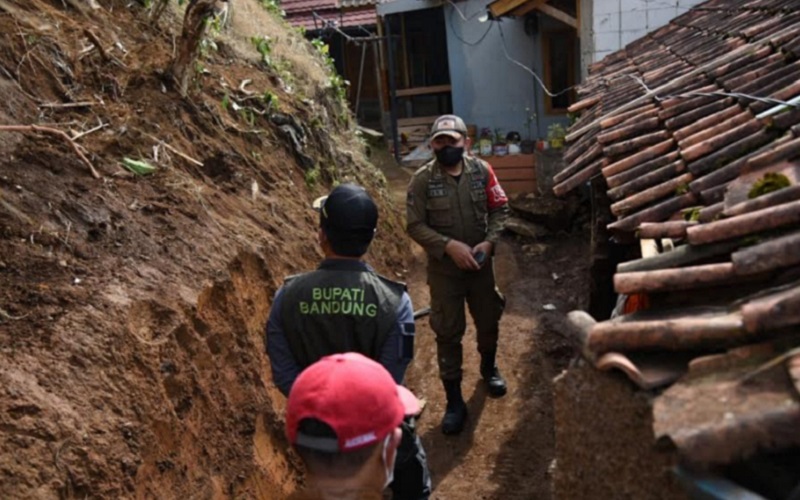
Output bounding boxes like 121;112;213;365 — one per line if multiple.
484;164;508;210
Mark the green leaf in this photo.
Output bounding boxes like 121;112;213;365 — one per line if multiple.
121;157;156;175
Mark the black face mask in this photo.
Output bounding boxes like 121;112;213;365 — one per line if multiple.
435;145;464;167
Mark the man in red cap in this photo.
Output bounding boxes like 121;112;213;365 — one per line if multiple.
285;353;421;500
267;183;430;499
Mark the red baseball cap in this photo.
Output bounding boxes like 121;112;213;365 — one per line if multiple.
286;353;420;452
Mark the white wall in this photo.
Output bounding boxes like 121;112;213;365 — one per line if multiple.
591;0;705;62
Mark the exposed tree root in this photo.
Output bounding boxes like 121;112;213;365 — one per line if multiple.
0;125;100;178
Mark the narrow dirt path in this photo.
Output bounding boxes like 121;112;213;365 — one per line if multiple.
378;156;589;499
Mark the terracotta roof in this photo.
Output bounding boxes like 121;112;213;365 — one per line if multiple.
338;0;383;7
286;8;376;29
282;0;377;29
562;0;800;470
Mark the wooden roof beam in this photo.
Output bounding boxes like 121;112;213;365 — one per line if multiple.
492;0;545;18
536;3;577;29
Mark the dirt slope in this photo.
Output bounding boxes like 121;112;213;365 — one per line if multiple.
0;1;405;498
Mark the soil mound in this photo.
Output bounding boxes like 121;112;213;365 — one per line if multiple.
0;1;405;498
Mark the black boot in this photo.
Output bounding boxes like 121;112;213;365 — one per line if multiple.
480;351;507;397
441;379;467;435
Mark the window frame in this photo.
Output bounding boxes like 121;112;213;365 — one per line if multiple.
542;28;577;114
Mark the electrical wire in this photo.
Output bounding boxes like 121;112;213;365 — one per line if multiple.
625;74;800;109
447;7;495;47
445;0;491;22
496;23;576;98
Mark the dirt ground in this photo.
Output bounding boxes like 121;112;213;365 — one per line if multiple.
0;1;590;498
379;154;589;499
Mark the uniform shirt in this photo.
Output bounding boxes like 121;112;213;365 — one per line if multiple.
406;156;510;263
266;259;415;396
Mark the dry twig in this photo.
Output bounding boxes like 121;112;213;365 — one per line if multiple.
0;307;29;321
0;125;100;178
71;121;107;140
740;346;800;383
39;101;96;109
143;133;203;167
83;29;109;61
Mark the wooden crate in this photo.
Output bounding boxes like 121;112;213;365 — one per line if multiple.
398;116;436;151
477;153;537;194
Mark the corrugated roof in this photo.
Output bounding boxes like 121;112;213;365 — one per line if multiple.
562;0;800;470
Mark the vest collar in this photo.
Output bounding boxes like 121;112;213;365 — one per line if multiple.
318;258;373;272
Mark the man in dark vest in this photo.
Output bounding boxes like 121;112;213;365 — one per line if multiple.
266;183;431;500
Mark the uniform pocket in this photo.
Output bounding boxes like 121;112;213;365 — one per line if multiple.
426;197;453;227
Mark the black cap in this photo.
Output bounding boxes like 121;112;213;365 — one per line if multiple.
317;183;378;257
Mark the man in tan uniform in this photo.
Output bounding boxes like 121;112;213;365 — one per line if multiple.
406;114;510;435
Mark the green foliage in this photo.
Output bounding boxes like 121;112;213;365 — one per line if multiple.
311;38;349;104
122;157;156;175
567;112;578;126
683;207;701;222
262;90;279;110
258;0;286;18
221;92;230;110
493;128;505;144
675;183;689;195
547;123;567;141
748;172;790;199
238;107;256;126
524;107;536;140
251;36;273;67
304;167;320;187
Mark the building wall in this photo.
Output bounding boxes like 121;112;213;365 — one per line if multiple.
590;0;705;62
443;1;570;141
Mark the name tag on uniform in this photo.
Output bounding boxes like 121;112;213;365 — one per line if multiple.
428;181;447;198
